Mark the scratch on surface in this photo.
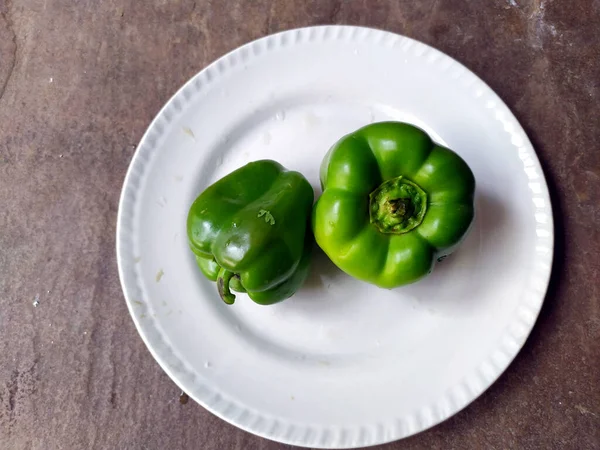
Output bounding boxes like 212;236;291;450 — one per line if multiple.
528;0;558;48
6;370;18;414
0;0;17;103
109;341;117;409
1;362;37;431
425;0;441;32
329;0;342;22
575;404;598;417
199;8;212;62
263;1;273;35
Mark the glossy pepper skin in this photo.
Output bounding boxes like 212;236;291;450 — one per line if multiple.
187;160;314;305
313;122;475;288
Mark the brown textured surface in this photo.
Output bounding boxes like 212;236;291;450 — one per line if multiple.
1;0;599;448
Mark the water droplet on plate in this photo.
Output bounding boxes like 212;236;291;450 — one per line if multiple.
304;112;318;128
275;110;286;121
204;361;211;369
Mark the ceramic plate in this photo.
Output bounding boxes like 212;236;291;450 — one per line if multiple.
116;26;553;448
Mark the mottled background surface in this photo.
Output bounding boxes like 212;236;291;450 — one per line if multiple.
1;0;599;449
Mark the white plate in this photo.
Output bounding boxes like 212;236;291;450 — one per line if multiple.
116;26;553;448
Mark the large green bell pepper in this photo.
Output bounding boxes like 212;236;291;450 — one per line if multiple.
313;122;475;288
187;160;314;305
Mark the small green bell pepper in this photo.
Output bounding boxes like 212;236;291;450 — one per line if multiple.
187;160;314;305
313;122;475;288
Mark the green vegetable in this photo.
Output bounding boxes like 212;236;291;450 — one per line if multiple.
313;122;475;288
187;160;314;305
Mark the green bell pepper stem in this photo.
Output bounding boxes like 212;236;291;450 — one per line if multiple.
369;176;428;234
217;267;236;305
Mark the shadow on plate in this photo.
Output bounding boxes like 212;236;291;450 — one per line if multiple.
396;190;509;314
297;190;508;313
301;242;347;294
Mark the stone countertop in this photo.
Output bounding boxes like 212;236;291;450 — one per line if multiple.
1;1;598;449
